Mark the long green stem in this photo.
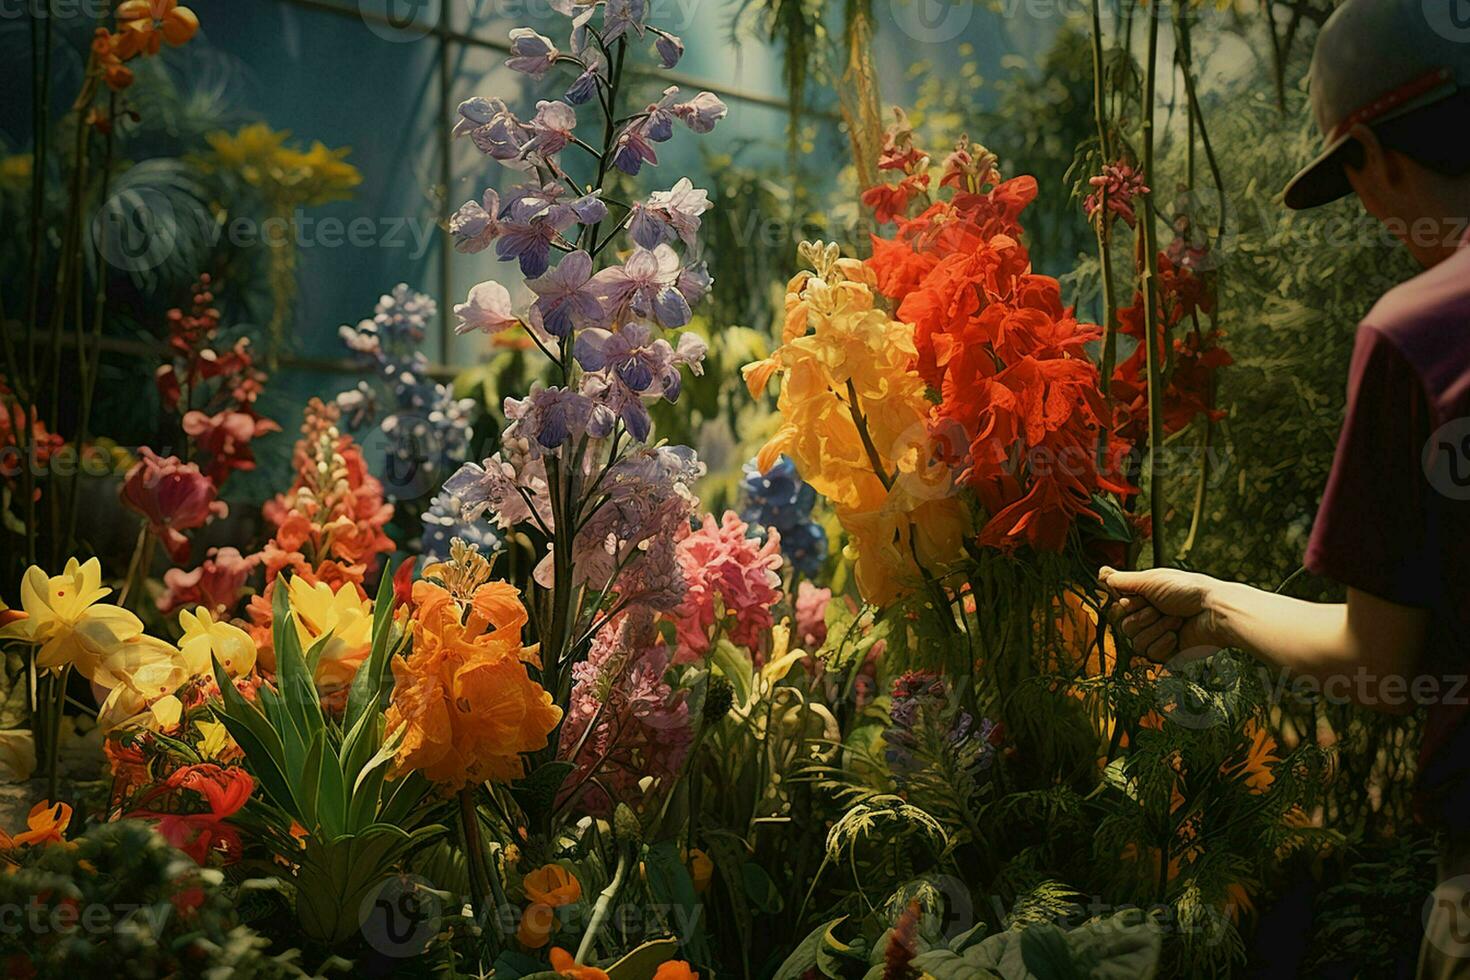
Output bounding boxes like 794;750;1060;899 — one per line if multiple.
1089;0;1121;468
1139;8;1166;566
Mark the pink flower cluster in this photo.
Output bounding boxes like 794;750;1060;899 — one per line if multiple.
671;510;783;662
559;609;692;814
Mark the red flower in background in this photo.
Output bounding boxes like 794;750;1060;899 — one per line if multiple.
1109;250;1232;447
120;447;228;563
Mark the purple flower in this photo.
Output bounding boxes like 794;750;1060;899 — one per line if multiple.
602;0;646;42
652;30;683;69
444;446;552;531
453;280;520;335
627;178;710;248
449;189;500;253
575;322;704;398
590;245;691;328
565;52;605;105
496;184;606;277
676;261;712;308
522;100;577;160
506;28;558;77
455;98;531;165
612;123;660;176
527;250;603;336
672;92;728;134
506;384;615;452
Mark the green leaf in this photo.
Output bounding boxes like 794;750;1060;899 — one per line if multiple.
772;917;848;980
1020;924;1081;979
740;861;782;914
710;638;753;706
210;655;301;820
509;761;573;829
606;938;680;979
272;578;325;742
642;840;710;962
345;561;398;731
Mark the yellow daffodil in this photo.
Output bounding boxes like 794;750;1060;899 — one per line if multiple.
286;577;373;688
178;606;256;678
195;718;235;760
93;634;192;733
3;559;142;681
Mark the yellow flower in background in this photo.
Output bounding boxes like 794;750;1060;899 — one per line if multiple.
195;718;235;760
3;559;142;681
0;155;31;193
178;606;256;678
283;577;373;688
203;123;361;207
746;243;968;606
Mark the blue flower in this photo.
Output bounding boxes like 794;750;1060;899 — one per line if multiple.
739;456;827;575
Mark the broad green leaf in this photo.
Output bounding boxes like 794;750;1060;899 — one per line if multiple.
606;938;680;979
710;638;753;706
772;917;848;980
345;561;398;731
211;655;301;820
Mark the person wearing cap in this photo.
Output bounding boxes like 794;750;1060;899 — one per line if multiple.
1097;0;1470;972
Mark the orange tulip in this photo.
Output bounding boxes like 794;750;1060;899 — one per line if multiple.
653;962;700;980
517;903;557;949
523;864;582;908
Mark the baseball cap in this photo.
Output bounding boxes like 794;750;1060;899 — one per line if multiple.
1283;0;1470;210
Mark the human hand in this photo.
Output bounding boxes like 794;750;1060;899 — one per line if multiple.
1098;566;1227;663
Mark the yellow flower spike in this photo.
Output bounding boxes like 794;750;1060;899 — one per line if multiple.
8;559;143;681
178;606;256;678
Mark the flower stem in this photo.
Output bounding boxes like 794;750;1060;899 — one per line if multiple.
576;844;629;964
1139;7;1167;566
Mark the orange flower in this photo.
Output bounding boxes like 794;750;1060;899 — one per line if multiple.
686;848;713;893
0;801;72;849
653;962;700;980
90;29;134;91
115;0;199;59
523;864;581;907
518;903;557;949
386;580;561;790
1222;718;1280;794
550;947;610;980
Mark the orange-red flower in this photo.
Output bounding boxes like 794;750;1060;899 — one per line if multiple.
549;948;610;980
114;0;199;59
867;156;1133;553
653;962;700;980
129;763;254;864
523;864;582;907
0;801;72;849
386;580;560;790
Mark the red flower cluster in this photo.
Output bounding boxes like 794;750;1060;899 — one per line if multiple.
0;381;63;495
127;763;253;865
1110;248;1232;446
155;275;278;487
866;133;1131;553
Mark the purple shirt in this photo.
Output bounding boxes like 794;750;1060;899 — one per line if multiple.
1306;243;1470;825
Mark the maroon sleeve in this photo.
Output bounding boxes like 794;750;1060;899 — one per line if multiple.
1304;324;1439;607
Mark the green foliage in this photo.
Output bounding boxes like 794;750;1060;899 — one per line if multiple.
0;821;312;977
208;568;443;946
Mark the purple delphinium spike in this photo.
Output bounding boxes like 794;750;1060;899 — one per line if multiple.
506;28;558;77
527;250;604;337
449;189;500;253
